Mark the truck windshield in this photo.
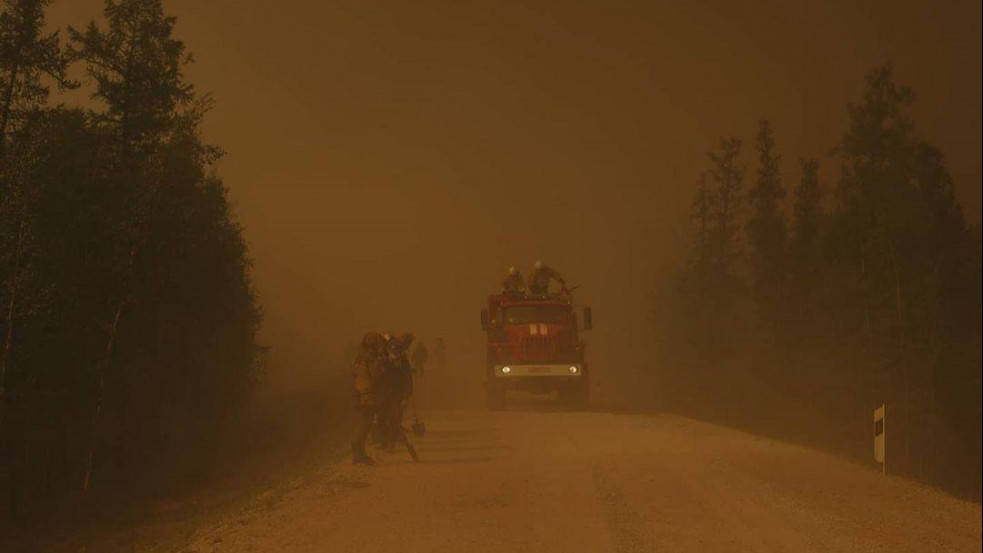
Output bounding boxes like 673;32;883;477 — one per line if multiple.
503;305;569;324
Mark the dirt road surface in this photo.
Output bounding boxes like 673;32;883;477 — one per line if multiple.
183;408;981;553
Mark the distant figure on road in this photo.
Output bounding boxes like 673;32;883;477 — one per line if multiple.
528;260;565;295
411;341;429;375
433;338;446;368
500;266;527;298
351;332;388;465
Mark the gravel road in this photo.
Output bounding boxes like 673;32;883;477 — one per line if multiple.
182;408;982;553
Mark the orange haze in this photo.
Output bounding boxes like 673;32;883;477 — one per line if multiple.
49;0;981;390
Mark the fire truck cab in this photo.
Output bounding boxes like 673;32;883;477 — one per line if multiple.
480;292;592;410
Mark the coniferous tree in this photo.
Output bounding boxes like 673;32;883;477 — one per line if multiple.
1;0;260;516
792;159;822;263
689;172;711;288
653;64;980;498
69;0;193;491
746;120;786;333
0;106;110;515
706;136;744;283
789;159;823;326
834;64;962;475
0;0;74;157
0;0;74;448
68;0;193;161
68;0;260;492
689;137;747;360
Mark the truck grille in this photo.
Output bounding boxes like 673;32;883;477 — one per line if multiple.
520;336;558;360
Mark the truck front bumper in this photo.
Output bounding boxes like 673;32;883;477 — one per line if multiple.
492;363;583;377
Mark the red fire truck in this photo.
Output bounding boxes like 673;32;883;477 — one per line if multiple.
480;288;592;410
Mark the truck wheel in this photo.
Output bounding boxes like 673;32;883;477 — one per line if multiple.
486;384;505;411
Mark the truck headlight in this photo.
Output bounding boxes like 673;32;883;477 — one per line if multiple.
568;365;579;374
501;366;511;375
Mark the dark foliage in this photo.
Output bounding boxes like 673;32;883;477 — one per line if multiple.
0;0;261;518
655;64;982;501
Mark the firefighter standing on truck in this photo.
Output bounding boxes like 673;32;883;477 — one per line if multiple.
528;260;565;295
500;266;526;298
351;332;387;465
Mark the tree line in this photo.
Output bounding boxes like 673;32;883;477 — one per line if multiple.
0;0;261;517
654;65;981;501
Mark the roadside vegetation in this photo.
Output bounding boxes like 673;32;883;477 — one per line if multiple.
0;0;263;521
654;65;982;502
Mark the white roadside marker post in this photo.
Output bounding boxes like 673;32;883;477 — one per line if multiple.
874;404;886;475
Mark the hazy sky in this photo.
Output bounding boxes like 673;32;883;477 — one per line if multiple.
48;1;981;386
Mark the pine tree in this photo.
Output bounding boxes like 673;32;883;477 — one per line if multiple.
746;120;786;331
0;0;261;513
655;63;981;499
787;158;823;329
68;0;257;493
68;0;193;161
792;159;822;258
836;64;973;479
689;172;711;286
706;136;744;281
0;0;73;439
0;0;74;158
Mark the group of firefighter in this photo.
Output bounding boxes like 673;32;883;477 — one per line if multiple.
501;260;566;297
350;332;431;465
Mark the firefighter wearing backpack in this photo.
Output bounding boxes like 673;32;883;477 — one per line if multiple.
351;332;388;465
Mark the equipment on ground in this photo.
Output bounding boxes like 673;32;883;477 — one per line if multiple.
404;437;419;462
